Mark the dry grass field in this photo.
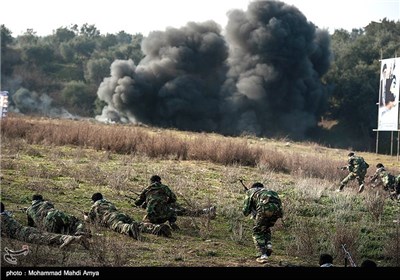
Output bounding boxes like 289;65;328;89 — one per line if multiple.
1;115;400;269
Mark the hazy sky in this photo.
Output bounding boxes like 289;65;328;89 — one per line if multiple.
2;0;399;36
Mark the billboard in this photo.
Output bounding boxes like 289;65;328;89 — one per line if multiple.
0;91;9;119
377;57;399;131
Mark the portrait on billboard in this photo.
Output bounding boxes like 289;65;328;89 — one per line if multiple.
378;58;399;131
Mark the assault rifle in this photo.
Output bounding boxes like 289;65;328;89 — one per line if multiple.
239;179;257;219
122;190;146;209
238;179;249;191
341;244;357;267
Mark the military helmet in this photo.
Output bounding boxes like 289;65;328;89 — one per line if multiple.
91;192;103;202
376;163;384;168
348;152;355;157
251;182;264;188
150;175;161;183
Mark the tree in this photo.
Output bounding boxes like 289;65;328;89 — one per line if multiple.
84;58;111;85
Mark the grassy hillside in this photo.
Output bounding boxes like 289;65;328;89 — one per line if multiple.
1;115;400;268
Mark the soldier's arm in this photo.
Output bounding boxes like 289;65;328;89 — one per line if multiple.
27;212;35;227
242;194;252;217
166;186;177;204
134;189;147;206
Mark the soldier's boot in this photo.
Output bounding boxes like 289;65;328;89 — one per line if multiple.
77;235;90;250
75;229;92;238
129;222;141;240
60;236;75;249
255;246;268;264
337;184;345;192
139;222;172;237
153;224;172;237
60;235;88;249
358;184;365;193
266;242;273;257
202;206;217;219
169;222;180;231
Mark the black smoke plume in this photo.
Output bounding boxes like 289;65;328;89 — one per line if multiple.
96;0;332;140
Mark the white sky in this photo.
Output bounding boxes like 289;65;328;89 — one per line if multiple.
2;0;399;37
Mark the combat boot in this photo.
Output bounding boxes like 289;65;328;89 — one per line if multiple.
152;224;172;237
256;254;268;264
169;222;180;231
337;184;345;192
255;245;268;263
129;222;141;240
60;235;75;249
139;222;172;237
266;243;273;257
60;235;89;249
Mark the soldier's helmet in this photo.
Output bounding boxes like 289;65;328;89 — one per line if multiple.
150;175;161;183
376;163;384;168
348;152;355;157
32;194;43;201
251;182;264;188
91;192;103;202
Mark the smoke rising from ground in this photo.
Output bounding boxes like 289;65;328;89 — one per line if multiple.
96;0;332;140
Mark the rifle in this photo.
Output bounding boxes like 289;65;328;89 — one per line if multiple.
341;244;357;267
238;179;249;191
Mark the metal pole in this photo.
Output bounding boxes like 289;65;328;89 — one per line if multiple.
396;131;399;161
375;130;379;154
391;131;394;156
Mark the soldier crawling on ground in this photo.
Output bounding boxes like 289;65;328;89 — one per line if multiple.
26;194;90;236
86;192;171;239
1;202;88;249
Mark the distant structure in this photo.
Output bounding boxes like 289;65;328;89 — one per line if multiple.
0;91;9;119
373;57;400;159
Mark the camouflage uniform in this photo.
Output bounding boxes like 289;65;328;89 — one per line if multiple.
339;154;369;192
26;198;87;236
134;181;177;225
371;168;400;200
1;210;80;247
88;199;170;238
169;202;216;219
243;185;283;259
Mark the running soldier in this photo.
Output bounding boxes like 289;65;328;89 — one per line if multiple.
243;182;283;264
338;152;369;193
370;163;400;200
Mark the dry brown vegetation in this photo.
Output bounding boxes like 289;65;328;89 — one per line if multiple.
1;115;400;268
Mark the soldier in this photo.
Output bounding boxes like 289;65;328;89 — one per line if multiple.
370;163;400;200
242;182;283;264
86;192;171;239
26;194;89;236
171;203;217;219
1;202;88;249
338;152;369;193
134;175;179;230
